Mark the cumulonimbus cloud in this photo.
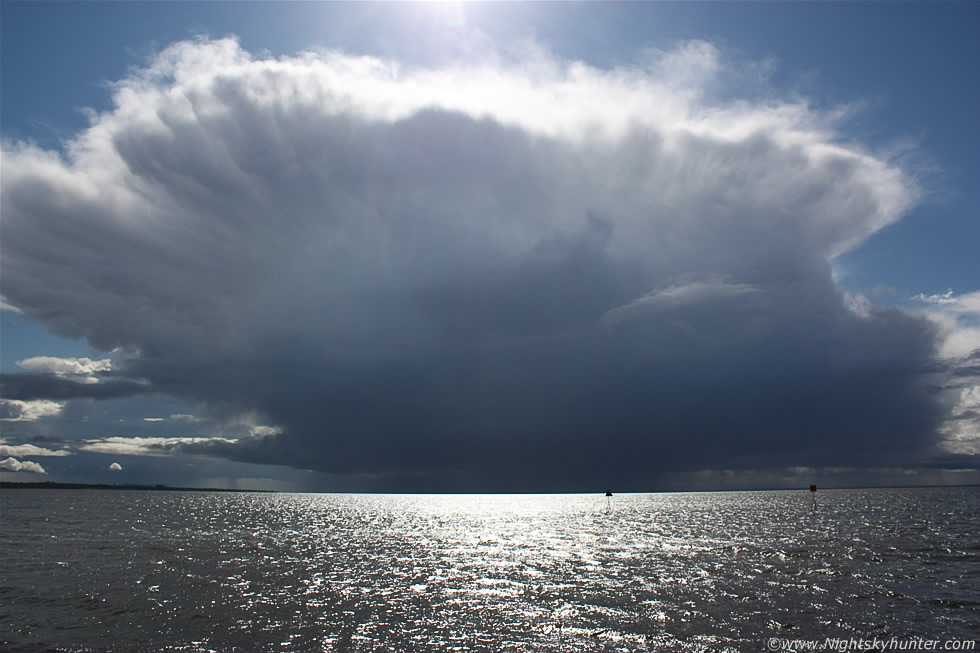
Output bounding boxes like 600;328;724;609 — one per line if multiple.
1;37;965;490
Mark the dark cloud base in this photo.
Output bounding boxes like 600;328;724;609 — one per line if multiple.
175;300;944;492
0;373;152;401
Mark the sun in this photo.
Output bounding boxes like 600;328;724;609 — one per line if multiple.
423;0;468;30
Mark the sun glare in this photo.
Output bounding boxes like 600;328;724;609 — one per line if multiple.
424;0;467;30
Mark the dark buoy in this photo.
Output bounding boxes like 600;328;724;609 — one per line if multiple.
605;490;613;497
809;484;817;510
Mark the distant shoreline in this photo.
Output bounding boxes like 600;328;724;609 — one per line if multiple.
1;481;976;494
0;481;275;493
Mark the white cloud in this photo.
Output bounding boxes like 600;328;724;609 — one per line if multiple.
17;356;112;384
914;288;957;305
109;462;123;471
941;385;980;455
911;290;980;453
912;289;980;359
79;436;237;457
0;296;23;313
0;457;47;474
602;278;759;325
842;292;873;319
912;288;980;315
0;399;65;421
1;39;917;341
170;413;203;422
249;425;282;438
143;417;165;422
0;443;72;457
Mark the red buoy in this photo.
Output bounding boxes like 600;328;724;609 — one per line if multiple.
809;484;817;493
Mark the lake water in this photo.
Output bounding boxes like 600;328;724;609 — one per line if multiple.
1;488;977;651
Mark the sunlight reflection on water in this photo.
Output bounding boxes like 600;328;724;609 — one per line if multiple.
1;489;978;651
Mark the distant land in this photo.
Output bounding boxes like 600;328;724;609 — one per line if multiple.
1;481;977;494
0;481;275;493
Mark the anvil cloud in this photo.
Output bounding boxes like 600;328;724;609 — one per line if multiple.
0;38;960;490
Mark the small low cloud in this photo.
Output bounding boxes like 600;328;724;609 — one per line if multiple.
249;425;282;438
913;289;958;306
0;295;24;313
0;399;64;421
17;356;112;384
602;278;759;326
80;436;238;457
108;462;123;471
0;457;47;474
170;414;203;423
0;443;72;457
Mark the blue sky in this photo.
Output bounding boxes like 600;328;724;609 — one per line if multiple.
1;2;977;491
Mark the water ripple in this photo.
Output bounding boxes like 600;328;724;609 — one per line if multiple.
1;488;977;651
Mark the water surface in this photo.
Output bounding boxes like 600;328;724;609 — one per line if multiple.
1;488;977;651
